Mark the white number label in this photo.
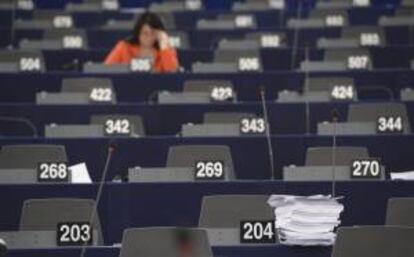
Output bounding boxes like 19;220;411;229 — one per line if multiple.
325;15;344;27
210;86;233;102
360;33;380;46
17;0;34;10
37;162;68;182
238;57;260;71
102;0;119;10
351;159;381;178
331;85;354;100
377;116;403;133
62;36;83;49
19;57;41;72
89;88;113;102
260;35;280;48
347;55;369;70
235;15;254;28
240;118;266;134
105;119;131;135
53;16;73;28
241;221;276;243
195;161;225;180
353;0;370;7
269;0;285;9
130;58;152;72
57;223;92;246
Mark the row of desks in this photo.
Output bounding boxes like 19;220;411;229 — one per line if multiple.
2;102;414;135
0;181;412;244
0;135;413;180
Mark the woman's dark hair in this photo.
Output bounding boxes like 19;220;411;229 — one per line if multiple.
126;12;165;49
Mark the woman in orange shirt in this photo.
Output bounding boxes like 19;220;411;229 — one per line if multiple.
104;12;179;72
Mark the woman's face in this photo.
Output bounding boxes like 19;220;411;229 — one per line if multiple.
139;24;157;48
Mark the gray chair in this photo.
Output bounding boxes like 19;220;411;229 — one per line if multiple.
325;48;372;69
305;146;369;166
214;50;262;72
348;103;411;132
61;77;117;103
342;26;386;46
310;9;349;26
119;227;213;257
19;198;103;245
199;195;273;228
166;145;236;179
90;114;145;137
0;145;67;169
386;198;414;226
246;32;287;48
43;29;88;49
203;112;257;124
183;80;236;101
0;50;45;73
332;226;414;257
307;77;355;92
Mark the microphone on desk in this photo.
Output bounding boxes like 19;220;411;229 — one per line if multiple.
79;140;116;257
304;44;311;135
259;85;276;180
0;116;38;137
331;109;339;198
290;0;305;70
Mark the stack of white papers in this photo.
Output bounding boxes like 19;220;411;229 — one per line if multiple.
267;195;344;246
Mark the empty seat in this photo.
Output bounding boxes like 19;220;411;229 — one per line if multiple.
43;29;88;49
0;50;45;73
348;103;410;132
305;147;369;166
214;50;262;72
119;227;212;257
0;145;67;169
90;114;146;137
61;77;117;103
19;198;103;244
183;80;235;100
342;26;386;46
203;112;257;124
386;198;414;226
325;48;372;69
307;77;355;92
309;9;349;27
198;195;273;228
332;226;414;257
246;32;287;48
166;145;236;179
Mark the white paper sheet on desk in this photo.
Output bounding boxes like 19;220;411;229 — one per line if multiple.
390;171;414;180
69;162;92;184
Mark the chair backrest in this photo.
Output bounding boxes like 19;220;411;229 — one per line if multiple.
0;50;45;73
183;80;234;93
325;48;372;70
166;145;235;179
90;114;146;136
43;29;88;49
386;198;414;226
341;26;386;46
198;195;273;228
347;103;410;132
119;227;213;257
203;112;256;124
0;144;67;169
61;77;116;103
19;198;103;244
305;146;369;166
332;226;414;257
306;77;355;92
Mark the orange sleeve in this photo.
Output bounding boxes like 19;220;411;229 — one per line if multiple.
104;41;129;65
157;48;179;72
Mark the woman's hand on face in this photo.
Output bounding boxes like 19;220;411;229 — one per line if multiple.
155;30;171;50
